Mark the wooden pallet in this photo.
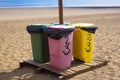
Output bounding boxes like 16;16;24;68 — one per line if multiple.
19;59;109;80
19;60;44;68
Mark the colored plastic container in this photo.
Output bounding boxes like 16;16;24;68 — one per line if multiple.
70;23;97;62
45;25;74;70
26;24;50;63
53;22;72;26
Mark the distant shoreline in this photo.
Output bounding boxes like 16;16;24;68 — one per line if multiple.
64;6;120;9
0;6;120;9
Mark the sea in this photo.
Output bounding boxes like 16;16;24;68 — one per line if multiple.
0;0;120;8
0;0;58;8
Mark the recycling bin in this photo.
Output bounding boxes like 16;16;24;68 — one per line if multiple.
70;23;97;62
26;24;50;63
53;22;72;26
44;25;75;69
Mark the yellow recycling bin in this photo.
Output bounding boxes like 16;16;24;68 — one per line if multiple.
70;23;97;62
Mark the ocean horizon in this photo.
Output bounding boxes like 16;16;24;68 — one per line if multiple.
0;0;57;8
0;0;120;8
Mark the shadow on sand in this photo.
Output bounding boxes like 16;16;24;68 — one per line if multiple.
0;67;58;80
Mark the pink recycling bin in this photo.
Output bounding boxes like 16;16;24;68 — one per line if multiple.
47;25;74;70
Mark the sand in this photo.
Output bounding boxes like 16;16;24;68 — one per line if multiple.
0;7;120;80
0;7;120;21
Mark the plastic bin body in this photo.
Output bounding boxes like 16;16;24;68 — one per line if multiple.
31;33;49;63
48;33;73;69
27;24;50;63
47;25;74;70
70;23;97;62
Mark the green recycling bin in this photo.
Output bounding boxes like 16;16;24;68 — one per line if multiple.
26;24;50;63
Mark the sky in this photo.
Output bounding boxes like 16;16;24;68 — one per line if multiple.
63;0;120;7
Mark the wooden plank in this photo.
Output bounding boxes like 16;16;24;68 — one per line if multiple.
19;59;49;68
25;60;42;67
40;59;109;79
19;59;109;79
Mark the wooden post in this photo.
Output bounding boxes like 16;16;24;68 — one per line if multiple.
58;0;63;24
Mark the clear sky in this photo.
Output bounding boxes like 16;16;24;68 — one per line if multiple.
63;0;120;7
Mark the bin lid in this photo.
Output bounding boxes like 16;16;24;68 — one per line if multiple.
70;23;95;28
53;22;72;26
26;24;51;33
70;23;97;34
29;24;50;27
49;25;75;30
44;25;75;40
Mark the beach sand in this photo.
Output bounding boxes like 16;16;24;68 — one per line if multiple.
0;8;120;80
